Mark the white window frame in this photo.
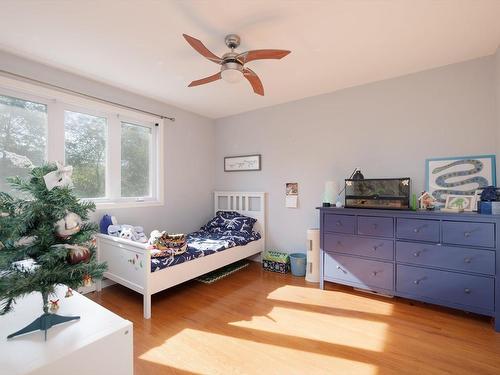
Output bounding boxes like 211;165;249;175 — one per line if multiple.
0;75;164;209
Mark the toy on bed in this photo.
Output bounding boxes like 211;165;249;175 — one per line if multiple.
107;223;148;243
148;230;188;257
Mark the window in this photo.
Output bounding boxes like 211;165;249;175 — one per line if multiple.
64;110;107;198
121;122;151;198
0;94;47;193
0;79;163;208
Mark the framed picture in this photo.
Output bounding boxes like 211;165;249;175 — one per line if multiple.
426;155;496;206
444;195;475;211
285;182;298;195
472;189;484;211
224;154;261;172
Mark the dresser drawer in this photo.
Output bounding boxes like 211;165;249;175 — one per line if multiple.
396;241;495;275
396;218;440;242
324;214;355;234
324;234;394;260
442;221;495;248
358;216;394;238
396;265;494;311
324;254;393;291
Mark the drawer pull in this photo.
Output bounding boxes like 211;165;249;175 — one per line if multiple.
337;240;342;246
373;245;378;251
464;288;471;294
371;271;378;276
464;257;471;264
336;221;343;226
413;278;425;285
413;251;421;257
372;223;378;229
413;228;420;233
336;265;347;274
464;232;471;238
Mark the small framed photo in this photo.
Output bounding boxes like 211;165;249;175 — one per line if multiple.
444;195;475;211
286;182;298;196
224;154;261;172
472;189;483;211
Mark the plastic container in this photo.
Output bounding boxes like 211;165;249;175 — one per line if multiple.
289;253;307;277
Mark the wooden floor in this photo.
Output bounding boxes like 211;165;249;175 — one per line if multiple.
89;262;500;375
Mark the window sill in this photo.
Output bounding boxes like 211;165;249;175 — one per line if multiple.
93;200;164;210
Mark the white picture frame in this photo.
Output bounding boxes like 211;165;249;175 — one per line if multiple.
224;154;261;172
472;189;483;211
444;195;475;211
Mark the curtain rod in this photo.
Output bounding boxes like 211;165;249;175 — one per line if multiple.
0;69;175;122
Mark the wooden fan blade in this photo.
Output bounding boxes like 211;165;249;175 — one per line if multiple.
188;72;222;87
243;68;264;96
183;34;222;64
237;49;291;64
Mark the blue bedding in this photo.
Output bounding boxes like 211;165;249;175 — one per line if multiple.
150;229;261;272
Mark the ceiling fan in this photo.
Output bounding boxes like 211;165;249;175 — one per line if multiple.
183;33;291;96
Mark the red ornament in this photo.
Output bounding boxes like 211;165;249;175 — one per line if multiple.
66;245;90;265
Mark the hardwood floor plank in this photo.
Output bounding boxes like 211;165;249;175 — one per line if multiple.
88;262;500;375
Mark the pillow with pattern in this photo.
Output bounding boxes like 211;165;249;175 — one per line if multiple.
218;211;256;235
201;211;257;235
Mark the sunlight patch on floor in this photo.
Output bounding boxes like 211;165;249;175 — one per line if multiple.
139;328;379;375
228;306;388;352
267;285;395;316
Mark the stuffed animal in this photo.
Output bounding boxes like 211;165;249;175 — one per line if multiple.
148;230;164;246
99;214;117;234
108;224;147;243
119;226;135;240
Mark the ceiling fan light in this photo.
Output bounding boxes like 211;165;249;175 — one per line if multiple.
221;62;243;83
221;68;242;83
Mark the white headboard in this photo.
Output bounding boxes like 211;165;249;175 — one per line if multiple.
214;191;266;241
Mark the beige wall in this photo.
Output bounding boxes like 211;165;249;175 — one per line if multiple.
215;57;497;252
0;50;216;235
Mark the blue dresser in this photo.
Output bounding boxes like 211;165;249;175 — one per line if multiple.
318;207;500;331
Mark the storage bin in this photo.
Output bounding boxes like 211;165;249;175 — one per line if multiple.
290;253;307;277
262;250;290;274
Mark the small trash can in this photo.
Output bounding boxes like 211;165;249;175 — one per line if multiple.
289;253;307;277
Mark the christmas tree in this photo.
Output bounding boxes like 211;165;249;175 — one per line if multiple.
0;162;106;339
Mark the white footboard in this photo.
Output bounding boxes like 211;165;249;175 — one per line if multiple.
96;234;152;318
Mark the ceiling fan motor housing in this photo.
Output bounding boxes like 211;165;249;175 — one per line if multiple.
224;34;241;49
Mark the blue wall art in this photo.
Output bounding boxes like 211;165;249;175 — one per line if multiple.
426;155;496;204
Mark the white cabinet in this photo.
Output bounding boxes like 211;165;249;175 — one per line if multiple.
0;286;133;375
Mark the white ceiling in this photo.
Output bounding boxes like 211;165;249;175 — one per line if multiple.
1;0;500;119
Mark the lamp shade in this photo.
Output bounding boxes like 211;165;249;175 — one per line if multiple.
323;180;338;204
221;68;242;83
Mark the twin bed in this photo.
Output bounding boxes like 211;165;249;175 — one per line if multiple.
96;191;266;319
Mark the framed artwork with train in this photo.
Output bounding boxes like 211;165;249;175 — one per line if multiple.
426;155;496;207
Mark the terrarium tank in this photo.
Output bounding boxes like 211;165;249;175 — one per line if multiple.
344;178;411;209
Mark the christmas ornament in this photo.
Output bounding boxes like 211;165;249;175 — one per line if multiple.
65;288;73;298
43;162;73;191
83;274;92;287
55;212;82;238
49;299;60;313
66;245;91;265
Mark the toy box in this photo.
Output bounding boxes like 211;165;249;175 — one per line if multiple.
262;250;290;273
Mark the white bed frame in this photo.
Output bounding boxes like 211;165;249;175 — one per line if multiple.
96;191;266;319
